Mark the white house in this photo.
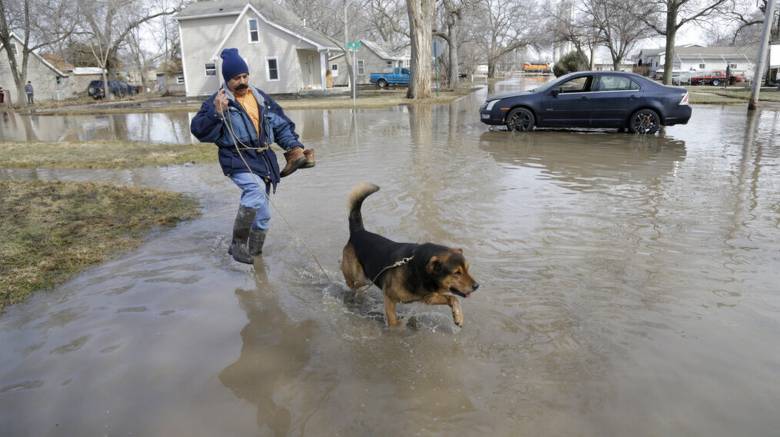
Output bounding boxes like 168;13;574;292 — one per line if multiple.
176;0;341;97
0;33;70;103
328;40;406;86
637;45;755;77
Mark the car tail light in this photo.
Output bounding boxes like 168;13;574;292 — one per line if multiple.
679;92;689;106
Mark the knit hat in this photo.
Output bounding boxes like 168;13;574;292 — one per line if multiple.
220;48;249;83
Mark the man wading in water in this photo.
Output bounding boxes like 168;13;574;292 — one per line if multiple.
191;48;314;264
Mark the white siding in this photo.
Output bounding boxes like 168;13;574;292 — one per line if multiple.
179;10;324;96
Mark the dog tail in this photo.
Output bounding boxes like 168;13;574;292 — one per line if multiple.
348;182;380;233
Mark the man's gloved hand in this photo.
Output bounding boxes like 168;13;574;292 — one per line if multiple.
214;89;228;114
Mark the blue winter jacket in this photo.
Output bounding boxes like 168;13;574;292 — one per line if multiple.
190;86;303;192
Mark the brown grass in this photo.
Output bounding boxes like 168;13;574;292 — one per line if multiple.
0;180;200;310
0;141;214;169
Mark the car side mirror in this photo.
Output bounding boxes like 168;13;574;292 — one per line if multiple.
551;89;560;97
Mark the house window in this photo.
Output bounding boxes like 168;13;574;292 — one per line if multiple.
357;59;365;75
56;76;61;85
386;61;392;66
331;63;339;77
699;63;705;69
205;63;216;76
248;18;259;43
176;76;185;84
10;42;18;55
729;63;737;68
267;57;279;81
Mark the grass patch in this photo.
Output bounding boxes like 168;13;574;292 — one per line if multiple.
688;92;745;104
685;86;780;104
27;88;479;115
0;180;200;310
0;141;214;169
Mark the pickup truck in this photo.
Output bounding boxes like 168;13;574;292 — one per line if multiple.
369;67;410;88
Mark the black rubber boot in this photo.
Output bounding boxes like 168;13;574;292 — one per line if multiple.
228;205;257;264
247;227;267;257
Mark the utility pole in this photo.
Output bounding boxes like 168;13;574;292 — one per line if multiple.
748;0;778;110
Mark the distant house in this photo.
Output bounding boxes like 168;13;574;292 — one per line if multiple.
328;40;407;86
593;58;636;73
156;72;185;95
176;0;341;97
69;67;105;97
770;41;779;84
637;45;755;77
0;33;70;102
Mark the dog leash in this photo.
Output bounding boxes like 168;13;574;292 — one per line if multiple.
219;103;332;283
356;256;414;293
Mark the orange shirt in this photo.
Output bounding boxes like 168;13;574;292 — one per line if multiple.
235;92;261;136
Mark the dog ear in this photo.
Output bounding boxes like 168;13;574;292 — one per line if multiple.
426;256;442;274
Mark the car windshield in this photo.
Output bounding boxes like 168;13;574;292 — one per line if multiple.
529;73;578;92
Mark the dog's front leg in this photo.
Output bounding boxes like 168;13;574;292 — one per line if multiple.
448;296;464;327
383;295;401;327
424;294;464;327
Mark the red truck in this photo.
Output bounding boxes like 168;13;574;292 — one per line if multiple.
690;70;745;86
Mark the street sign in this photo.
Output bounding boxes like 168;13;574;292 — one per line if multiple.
433;39;444;58
346;40;362;51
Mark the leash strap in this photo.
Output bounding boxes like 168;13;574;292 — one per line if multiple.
357;256;414;292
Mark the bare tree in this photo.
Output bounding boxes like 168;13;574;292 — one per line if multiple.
406;0;435;98
715;0;780;45
472;0;542;78
434;0;475;88
639;0;730;84
545;1;601;67
0;0;77;105
77;0;178;100
583;0;649;70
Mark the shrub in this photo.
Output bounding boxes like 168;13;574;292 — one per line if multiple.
553;51;590;77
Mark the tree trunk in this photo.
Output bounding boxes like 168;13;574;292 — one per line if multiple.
662;8;677;85
487;59;496;79
589;46;596;69
447;20;459;88
406;0;434;99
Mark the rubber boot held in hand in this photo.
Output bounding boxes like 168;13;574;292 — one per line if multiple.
302;148;315;168
280;147;307;177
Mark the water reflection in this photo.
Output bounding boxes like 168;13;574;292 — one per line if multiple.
478;131;687;192
0;111;196;144
219;261;315;437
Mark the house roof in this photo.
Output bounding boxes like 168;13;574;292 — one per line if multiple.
329;39;406;61
177;0;339;52
640;45;755;61
72;67;106;75
1;33;68;77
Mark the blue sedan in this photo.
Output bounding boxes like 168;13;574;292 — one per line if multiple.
479;71;692;134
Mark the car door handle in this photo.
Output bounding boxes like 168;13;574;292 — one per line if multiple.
580;96;588;100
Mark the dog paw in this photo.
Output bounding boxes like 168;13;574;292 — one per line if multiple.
452;309;464;327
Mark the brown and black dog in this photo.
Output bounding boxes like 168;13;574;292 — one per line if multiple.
341;183;479;327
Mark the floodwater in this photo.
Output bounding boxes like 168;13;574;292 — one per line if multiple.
1;79;780;436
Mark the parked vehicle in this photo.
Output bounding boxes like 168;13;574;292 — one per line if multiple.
522;63;551;73
87;80;134;99
369;67;410;88
689;71;727;86
479;71;692;134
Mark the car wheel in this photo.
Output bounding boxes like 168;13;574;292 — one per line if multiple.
629;109;660;135
377;79;388;89
711;79;720;86
505;107;535;132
